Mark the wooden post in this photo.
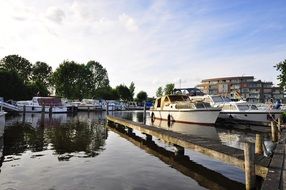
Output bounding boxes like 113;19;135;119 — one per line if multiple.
255;134;263;154
49;106;52;117
277;117;281;132
143;101;146;124
106;102;109;115
88;106;90;112
244;142;255;190
271;121;278;142
22;105;26;123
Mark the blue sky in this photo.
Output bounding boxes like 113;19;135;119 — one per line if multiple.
0;0;285;96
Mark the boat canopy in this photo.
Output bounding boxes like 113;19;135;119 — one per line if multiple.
33;97;63;106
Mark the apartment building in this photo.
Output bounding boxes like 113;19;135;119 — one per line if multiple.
196;76;284;103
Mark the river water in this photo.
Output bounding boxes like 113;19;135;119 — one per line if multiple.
0;111;272;190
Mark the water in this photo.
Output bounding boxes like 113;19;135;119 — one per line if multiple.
0;112;272;190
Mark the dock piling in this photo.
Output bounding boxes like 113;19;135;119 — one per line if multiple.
244;142;255;190
106;102;109;115
174;145;185;156
143;101;146;124
271;121;278;142
22;105;26;123
255;134;263;155
49;106;52;117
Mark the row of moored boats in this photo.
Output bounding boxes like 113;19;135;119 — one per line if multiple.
150;88;283;126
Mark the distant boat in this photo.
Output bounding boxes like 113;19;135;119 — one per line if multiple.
16;97;67;113
150;94;221;125
190;95;283;125
75;99;103;111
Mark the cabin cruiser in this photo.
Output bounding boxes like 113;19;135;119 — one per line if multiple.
16;97;67;113
190;95;283;125
75;99;103;111
150;94;221;125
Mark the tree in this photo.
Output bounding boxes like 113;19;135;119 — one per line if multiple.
164;83;175;95
156;86;163;97
86;61;109;95
93;87;119;100
32;61;52;86
136;91;148;103
0;70;28;100
129;82;135;100
275;59;286;89
52;60;92;99
116;84;132;101
0;54;32;82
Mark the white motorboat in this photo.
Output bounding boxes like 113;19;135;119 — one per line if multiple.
76;99;103;111
190;95;283;125
16;97;67;113
150;94;221;125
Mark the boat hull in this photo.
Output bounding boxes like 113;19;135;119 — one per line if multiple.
150;109;220;125
17;105;67;113
218;111;283;125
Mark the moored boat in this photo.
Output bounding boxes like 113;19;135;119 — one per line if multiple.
150;94;221;125
16;97;67;113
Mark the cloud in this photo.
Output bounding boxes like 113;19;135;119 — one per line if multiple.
118;13;138;32
45;7;65;24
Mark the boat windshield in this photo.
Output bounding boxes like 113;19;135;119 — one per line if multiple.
222;97;232;102
211;96;224;103
237;104;258;111
168;95;190;102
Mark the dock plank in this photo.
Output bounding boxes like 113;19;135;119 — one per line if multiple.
107;115;270;178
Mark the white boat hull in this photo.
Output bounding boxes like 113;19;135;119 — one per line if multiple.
218;111;283;124
151;109;220;125
17;105;67;113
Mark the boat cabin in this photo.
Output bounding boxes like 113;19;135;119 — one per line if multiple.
33;97;63;106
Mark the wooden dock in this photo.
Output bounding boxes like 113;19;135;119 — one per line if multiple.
106;115;270;178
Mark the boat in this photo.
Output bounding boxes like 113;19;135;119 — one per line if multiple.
150;94;221;125
189;94;283;125
76;99;103;111
16;97;67;113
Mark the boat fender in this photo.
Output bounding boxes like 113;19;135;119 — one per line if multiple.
167;114;171;124
151;112;155;122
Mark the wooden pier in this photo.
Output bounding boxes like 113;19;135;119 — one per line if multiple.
106;115;285;189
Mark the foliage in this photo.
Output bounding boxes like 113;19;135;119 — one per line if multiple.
0;54;32;82
32;61;52;86
93;87;119;100
116;84;132;101
0;70;29;100
164;83;175;95
275;59;286;89
52;60;93;100
86;61;109;94
129;82;135;100
156;86;163;97
26;81;50;97
136;91;148;103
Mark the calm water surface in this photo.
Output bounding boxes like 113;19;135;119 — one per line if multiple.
0;111;271;190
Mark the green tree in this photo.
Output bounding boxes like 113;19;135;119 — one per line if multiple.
52;60;92;99
116;84;132;101
32;61;52;86
164;83;175;95
94;87;119;100
0;54;32;82
136;91;148;103
0;70;28;100
129;82;135;100
86;61;109;95
26;81;50;97
156;86;163;97
275;59;286;89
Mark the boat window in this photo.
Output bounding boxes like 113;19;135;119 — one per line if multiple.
222;97;231;102
168;95;189;102
237;105;250;111
212;96;224;103
222;104;236;110
250;105;258;110
157;98;161;108
195;102;206;109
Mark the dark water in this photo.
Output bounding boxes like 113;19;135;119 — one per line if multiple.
0;111;272;190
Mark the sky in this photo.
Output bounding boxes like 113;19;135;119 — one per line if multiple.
0;0;286;97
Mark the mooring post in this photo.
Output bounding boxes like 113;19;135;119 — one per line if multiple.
106;102;109;115
22;105;26;123
143;101;146;124
127;127;133;134
244;142;255;190
49;106;52;117
277;117;281;132
271;121;278;142
174;145;185;156
255;134;263;154
88;106;90;112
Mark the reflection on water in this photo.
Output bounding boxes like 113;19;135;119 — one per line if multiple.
0;111;272;189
